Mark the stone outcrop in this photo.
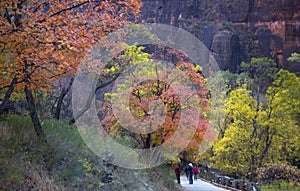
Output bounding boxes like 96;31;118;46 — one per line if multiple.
139;0;300;74
211;30;240;72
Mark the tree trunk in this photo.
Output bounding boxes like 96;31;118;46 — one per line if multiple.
0;77;18;114
258;128;273;168
54;78;74;120
69;90;94;125
69;74;120;124
24;85;45;141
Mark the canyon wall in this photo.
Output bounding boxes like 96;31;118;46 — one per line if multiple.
139;0;300;74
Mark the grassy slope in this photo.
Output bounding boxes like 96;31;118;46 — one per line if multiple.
0;115;183;191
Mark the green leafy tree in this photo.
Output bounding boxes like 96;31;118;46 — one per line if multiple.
197;71;248;164
241;57;278;95
212;69;300;180
207;70;248;138
287;53;300;62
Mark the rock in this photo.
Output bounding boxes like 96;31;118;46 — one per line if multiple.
211;30;241;72
139;0;300;74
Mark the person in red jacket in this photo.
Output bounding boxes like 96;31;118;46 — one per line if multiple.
193;165;199;181
174;163;181;184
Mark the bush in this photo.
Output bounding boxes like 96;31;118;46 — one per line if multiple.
257;163;300;184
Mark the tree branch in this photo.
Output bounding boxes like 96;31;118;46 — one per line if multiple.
49;1;90;18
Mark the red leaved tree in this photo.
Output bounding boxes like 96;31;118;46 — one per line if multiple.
0;0;142;139
101;46;215;161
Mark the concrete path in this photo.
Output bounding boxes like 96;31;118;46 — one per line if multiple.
180;176;229;191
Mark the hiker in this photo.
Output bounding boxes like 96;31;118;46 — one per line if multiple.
174;163;181;184
193;165;199;180
188;163;194;184
184;165;189;180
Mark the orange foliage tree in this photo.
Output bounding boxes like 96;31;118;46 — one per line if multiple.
101;46;214;160
0;0;142;139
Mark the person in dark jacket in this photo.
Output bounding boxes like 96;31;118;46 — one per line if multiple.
188;163;194;184
184;165;189;180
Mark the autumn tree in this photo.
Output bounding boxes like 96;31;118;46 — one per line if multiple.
212;69;300;180
0;0;142;139
100;45;214;164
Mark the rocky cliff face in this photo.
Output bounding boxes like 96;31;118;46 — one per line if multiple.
139;0;300;74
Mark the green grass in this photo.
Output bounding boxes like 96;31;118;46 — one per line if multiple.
0;115;94;190
0;114;184;191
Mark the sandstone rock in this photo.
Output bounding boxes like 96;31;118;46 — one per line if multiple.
139;0;300;73
211;30;240;72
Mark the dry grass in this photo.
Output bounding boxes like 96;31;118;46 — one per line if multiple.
21;161;66;191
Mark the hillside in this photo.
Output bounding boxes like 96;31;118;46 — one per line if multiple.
0;115;183;191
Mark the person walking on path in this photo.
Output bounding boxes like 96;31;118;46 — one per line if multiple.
174;163;181;184
184;165;189;180
193;165;199;181
188;163;194;184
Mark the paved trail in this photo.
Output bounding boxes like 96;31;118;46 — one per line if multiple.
180;176;229;191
